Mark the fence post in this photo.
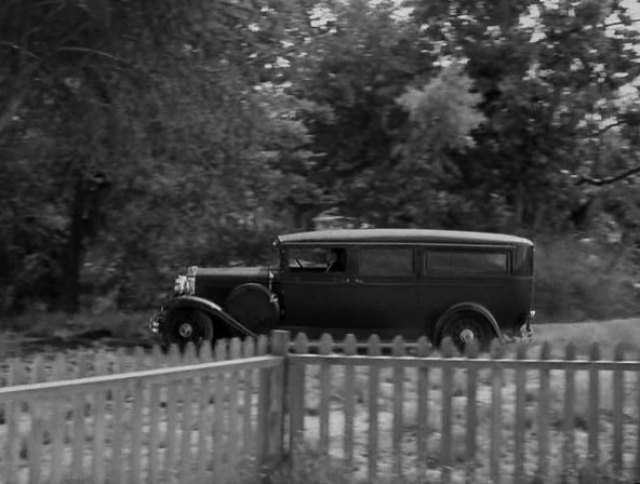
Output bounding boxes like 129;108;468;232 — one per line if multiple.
258;330;289;468
271;330;290;461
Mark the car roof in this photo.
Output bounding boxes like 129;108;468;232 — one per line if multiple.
277;229;533;246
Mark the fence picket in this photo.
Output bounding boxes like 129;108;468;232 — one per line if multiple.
588;343;601;466
513;343;527;484
50;355;67;484
343;334;357;470
199;342;213;362
164;379;179;479
562;343;576;480
538;342;551;481
71;352;91;481
289;333;308;459
243;337;257;458
441;338;455;484
612;343;624;479
168;344;181;366
319;333;333;457
367;334;381;483
489;340;503;484
26;355;54;483
214;339;228;481
130;379;145;482
464;339;479;482
636;348;640;482
392;336;405;478
417;337;430;480
4;361;18;484
92;350;108;484
148;382;161;484
256;334;269;470
28;390;44;484
31;355;45;383
151;344;164;366
115;348;126;374
196;374;211;481
111;386;126;483
184;343;197;364
270;331;289;460
180;376;195;479
227;339;242;473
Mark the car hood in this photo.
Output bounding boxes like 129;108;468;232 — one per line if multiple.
195;266;272;284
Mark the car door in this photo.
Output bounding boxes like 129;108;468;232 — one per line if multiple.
349;245;421;339
277;244;351;339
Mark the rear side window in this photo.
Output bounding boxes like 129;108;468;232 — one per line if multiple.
426;250;507;274
358;247;414;277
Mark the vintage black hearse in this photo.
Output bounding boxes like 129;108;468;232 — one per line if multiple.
149;229;535;349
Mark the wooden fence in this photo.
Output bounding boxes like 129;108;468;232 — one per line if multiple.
287;334;640;484
2;331;640;484
0;335;287;484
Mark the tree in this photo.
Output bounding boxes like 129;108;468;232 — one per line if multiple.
0;0;319;312
407;0;640;231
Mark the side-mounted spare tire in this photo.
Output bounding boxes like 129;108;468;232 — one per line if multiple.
225;283;280;334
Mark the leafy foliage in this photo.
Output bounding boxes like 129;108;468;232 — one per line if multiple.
1;0;639;319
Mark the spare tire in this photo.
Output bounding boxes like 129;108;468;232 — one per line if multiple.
225;283;280;333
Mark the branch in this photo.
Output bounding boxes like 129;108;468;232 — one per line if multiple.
56;46;134;68
577;165;640;186
602;19;640;29
586;120;625;138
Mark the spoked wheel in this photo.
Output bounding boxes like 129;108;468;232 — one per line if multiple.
163;308;213;347
440;312;493;352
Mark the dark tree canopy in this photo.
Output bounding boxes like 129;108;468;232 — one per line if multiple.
1;0;639;316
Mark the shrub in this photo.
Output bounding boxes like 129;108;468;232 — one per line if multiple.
534;237;640;322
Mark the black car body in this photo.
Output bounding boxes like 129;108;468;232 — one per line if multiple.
150;229;535;349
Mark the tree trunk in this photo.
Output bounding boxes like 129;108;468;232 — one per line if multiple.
60;174;86;313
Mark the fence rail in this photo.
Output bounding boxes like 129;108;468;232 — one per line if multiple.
0;334;287;484
288;333;640;484
1;332;640;484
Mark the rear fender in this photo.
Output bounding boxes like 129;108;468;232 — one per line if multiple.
435;302;503;342
163;296;257;338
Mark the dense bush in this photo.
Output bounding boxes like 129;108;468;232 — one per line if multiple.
534;236;640;323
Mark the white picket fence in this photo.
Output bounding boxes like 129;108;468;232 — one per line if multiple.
1;331;639;483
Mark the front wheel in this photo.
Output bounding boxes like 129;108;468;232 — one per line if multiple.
163;308;213;346
440;312;493;352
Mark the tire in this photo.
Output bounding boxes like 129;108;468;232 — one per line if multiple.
163;308;213;346
225;283;279;334
440;311;493;352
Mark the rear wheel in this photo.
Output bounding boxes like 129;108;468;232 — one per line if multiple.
163;308;213;346
440;311;493;352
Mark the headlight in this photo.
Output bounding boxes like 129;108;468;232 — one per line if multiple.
186;265;198;295
173;266;197;296
173;275;188;295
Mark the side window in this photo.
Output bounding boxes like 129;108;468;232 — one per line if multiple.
287;247;347;273
426;250;507;274
358;247;414;278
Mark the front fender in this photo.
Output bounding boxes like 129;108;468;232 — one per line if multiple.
434;302;503;342
157;296;257;338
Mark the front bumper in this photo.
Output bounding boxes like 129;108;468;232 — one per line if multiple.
520;310;535;340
